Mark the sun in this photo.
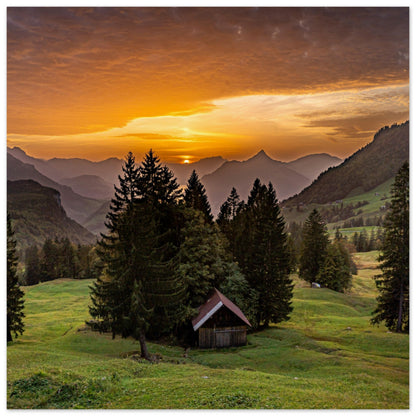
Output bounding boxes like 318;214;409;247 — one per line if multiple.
183;159;190;164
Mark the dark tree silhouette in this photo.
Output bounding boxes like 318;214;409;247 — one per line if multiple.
372;162;409;333
7;214;25;342
232;179;293;328
299;209;329;285
184;170;213;223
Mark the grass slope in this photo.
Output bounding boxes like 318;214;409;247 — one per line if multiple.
7;253;408;409
282;177;394;231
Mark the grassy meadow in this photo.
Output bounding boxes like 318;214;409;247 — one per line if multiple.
7;251;408;409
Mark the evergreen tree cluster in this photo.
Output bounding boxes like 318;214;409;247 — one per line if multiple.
351;228;383;252
298;209;353;292
218;179;293;328
89;151;256;358
89;151;296;357
342;215;384;228
23;239;103;285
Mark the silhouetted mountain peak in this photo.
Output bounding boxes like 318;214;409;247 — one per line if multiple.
9;146;25;154
248;149;274;162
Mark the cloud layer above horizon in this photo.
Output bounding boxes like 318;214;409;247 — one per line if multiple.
7;7;409;162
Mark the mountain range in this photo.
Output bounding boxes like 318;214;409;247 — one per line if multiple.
7;146;123;184
201;150;342;215
8;146;343;232
284;121;409;207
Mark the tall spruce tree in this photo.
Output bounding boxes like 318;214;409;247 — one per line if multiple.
299;209;329;285
372;162;409;333
217;187;244;254
184;170;213;223
90;152;148;354
89;151;185;359
7;214;25;342
138;149;182;206
136;150;185;338
233;179;293;328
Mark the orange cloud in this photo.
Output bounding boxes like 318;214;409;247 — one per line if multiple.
8;7;408;138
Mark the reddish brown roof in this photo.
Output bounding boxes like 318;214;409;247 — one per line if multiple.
192;288;251;331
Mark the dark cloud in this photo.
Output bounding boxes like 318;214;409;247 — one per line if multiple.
7;7;409;135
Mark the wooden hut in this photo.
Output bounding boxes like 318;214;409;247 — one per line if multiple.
192;289;251;348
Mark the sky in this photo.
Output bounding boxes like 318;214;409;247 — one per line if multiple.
7;6;409;163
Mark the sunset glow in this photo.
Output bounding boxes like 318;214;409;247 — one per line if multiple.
7;7;409;163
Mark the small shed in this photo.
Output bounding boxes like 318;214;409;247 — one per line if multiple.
192;289;252;348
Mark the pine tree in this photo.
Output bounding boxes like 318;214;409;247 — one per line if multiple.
184;170;213;223
136;150;185;338
217;187;243;225
372;162;409;333
90;152;146;350
317;242;352;292
59;238;78;279
176;209;236;313
299;209;329;285
24;245;41;286
7;214;25;342
89;150;186;358
217;187;244;254
233;180;293;328
138;149;182;206
39;239;58;282
358;229;369;252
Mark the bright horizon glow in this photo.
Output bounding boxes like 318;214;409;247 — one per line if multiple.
7;85;409;163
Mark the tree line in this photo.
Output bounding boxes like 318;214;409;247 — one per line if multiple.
23;239;103;285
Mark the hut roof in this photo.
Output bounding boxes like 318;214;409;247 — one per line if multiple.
192;288;252;331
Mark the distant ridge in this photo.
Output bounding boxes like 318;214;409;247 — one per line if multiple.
7;153;104;225
199;149;343;216
166;156;226;184
60;175;114;200
287;153;342;181
201;150;310;216
7;179;96;250
283;121;409;206
7;146;123;184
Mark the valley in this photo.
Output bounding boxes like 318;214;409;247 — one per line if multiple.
6;251;409;409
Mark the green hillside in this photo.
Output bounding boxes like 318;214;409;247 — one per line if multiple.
282;178;394;231
7;180;96;251
7;252;408;409
284;121;408;206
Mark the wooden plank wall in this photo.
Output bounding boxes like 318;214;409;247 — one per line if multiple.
198;326;247;348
